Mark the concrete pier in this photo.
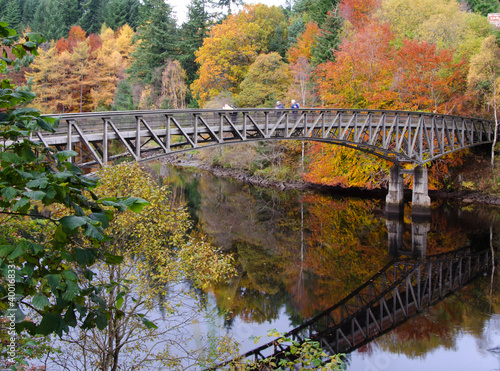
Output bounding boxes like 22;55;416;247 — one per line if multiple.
385;164;431;216
385;164;404;215
412;165;431;215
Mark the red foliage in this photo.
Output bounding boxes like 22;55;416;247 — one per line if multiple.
340;0;381;29
87;34;103;54
55;38;70;54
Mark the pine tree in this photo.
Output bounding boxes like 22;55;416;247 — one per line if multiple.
178;0;210;85
104;0;128;30
44;0;69;40
79;0;106;34
311;8;342;64
2;0;22;33
464;0;499;16
129;0;179;83
124;0;141;30
112;80;136;110
22;0;39;29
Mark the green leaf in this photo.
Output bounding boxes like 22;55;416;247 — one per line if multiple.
89;212;109;228
62;280;81;301
36;313;60;335
59;215;87;231
74;248;96;265
26;177;49;189
8;242;28;259
103;252;123;265
61;270;78;281
122;197;150;213
83;224;105;241
23;190;45;200
32;294;50;310
0;244;15;258
1;186;19;200
46;274;62;293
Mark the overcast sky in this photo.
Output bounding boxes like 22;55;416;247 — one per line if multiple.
172;0;288;24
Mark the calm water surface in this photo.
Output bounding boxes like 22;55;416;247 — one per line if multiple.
157;163;500;371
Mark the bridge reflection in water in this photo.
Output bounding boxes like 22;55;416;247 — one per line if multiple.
212;240;491;369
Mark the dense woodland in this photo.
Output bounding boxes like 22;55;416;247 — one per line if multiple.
2;0;500;189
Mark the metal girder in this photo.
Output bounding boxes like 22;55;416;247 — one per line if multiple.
26;108;494;169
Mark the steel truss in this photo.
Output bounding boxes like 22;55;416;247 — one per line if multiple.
28;109;493;168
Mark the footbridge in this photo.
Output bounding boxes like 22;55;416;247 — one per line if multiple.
34;108;494;212
209;246;492;370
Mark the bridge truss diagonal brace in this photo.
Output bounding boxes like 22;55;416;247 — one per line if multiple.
67;120;104;167
135;116;169;157
102;117;139;165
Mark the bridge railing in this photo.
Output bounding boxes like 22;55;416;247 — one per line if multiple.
25;108;493;168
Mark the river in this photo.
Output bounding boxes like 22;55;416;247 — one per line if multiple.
155;162;500;371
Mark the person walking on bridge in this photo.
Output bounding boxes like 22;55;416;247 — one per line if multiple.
291;99;300;121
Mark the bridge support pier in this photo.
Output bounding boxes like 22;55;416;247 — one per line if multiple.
386;164;431;216
412;165;431;215
385;164;404;215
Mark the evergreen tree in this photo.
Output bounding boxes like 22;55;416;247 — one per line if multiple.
124;0;141;30
61;0;83;34
31;0;48;34
294;0;338;27
22;0;39;29
1;0;22;32
44;0;68;40
311;7;342;64
104;0;128;30
178;0;210;85
129;0;178;83
465;0;499;16
79;0;106;34
112;80;136;110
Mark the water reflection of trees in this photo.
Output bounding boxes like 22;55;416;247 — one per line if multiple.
160;164;500;363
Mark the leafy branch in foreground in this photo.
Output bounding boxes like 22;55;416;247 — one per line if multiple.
0;20;148;367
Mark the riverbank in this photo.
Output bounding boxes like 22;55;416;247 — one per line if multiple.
160;150;500;206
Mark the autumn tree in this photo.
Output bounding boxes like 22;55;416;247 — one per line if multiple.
0;23;148;367
303;144;389;188
236;52;292;108
393;39;470;114
468;35;500;167
288;21;320;106
340;0;380;30
315;21;397;109
191;4;287;106
377;0;495;57
159;59;188;109
47;163;236;370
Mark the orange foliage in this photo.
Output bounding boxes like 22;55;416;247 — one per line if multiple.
68;26;87;44
340;0;381;29
55;38;70;54
87;34;103;54
303;142;390;188
315;21;398;109
394;39;471;115
287;21;320;64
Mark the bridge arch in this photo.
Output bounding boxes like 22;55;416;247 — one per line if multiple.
35;108;494;214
